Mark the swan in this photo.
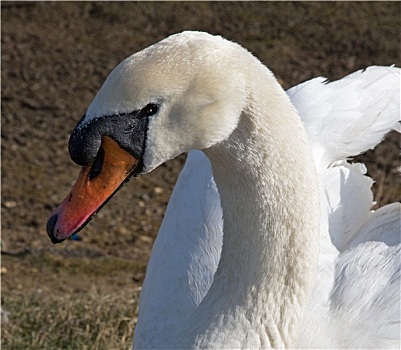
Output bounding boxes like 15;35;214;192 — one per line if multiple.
46;31;401;349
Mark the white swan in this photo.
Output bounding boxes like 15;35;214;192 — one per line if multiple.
46;31;401;349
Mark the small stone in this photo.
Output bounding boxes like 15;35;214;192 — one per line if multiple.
3;201;17;209
153;186;164;195
156;207;164;215
139;193;150;201
138;235;153;244
118;226;128;235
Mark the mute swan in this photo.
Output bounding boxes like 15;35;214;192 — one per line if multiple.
46;31;401;349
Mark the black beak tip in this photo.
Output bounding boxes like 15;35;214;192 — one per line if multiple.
46;214;65;244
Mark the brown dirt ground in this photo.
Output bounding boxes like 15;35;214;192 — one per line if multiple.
1;2;400;348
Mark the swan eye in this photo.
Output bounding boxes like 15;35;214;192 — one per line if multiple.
142;103;159;117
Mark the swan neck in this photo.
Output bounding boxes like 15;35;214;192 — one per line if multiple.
197;72;320;348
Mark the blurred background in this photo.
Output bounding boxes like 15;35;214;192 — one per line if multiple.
1;2;400;349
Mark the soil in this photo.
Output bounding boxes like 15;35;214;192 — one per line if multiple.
1;1;400;347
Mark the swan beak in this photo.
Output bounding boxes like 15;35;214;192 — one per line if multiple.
46;136;139;243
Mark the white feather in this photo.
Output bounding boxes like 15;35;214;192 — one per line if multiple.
134;64;401;349
286;66;400;169
133;151;222;346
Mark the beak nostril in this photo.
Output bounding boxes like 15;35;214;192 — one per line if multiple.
89;147;105;181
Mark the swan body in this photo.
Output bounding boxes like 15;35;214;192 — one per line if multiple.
135;60;401;349
46;32;401;349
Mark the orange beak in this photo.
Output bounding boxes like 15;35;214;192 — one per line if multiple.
47;136;138;243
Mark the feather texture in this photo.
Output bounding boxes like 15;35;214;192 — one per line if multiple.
286;66;400;169
134;65;400;349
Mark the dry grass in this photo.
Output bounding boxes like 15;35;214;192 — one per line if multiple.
1;287;140;350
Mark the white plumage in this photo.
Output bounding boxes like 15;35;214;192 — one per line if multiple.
134;63;400;348
55;31;400;349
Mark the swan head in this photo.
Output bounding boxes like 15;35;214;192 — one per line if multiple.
47;31;248;242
